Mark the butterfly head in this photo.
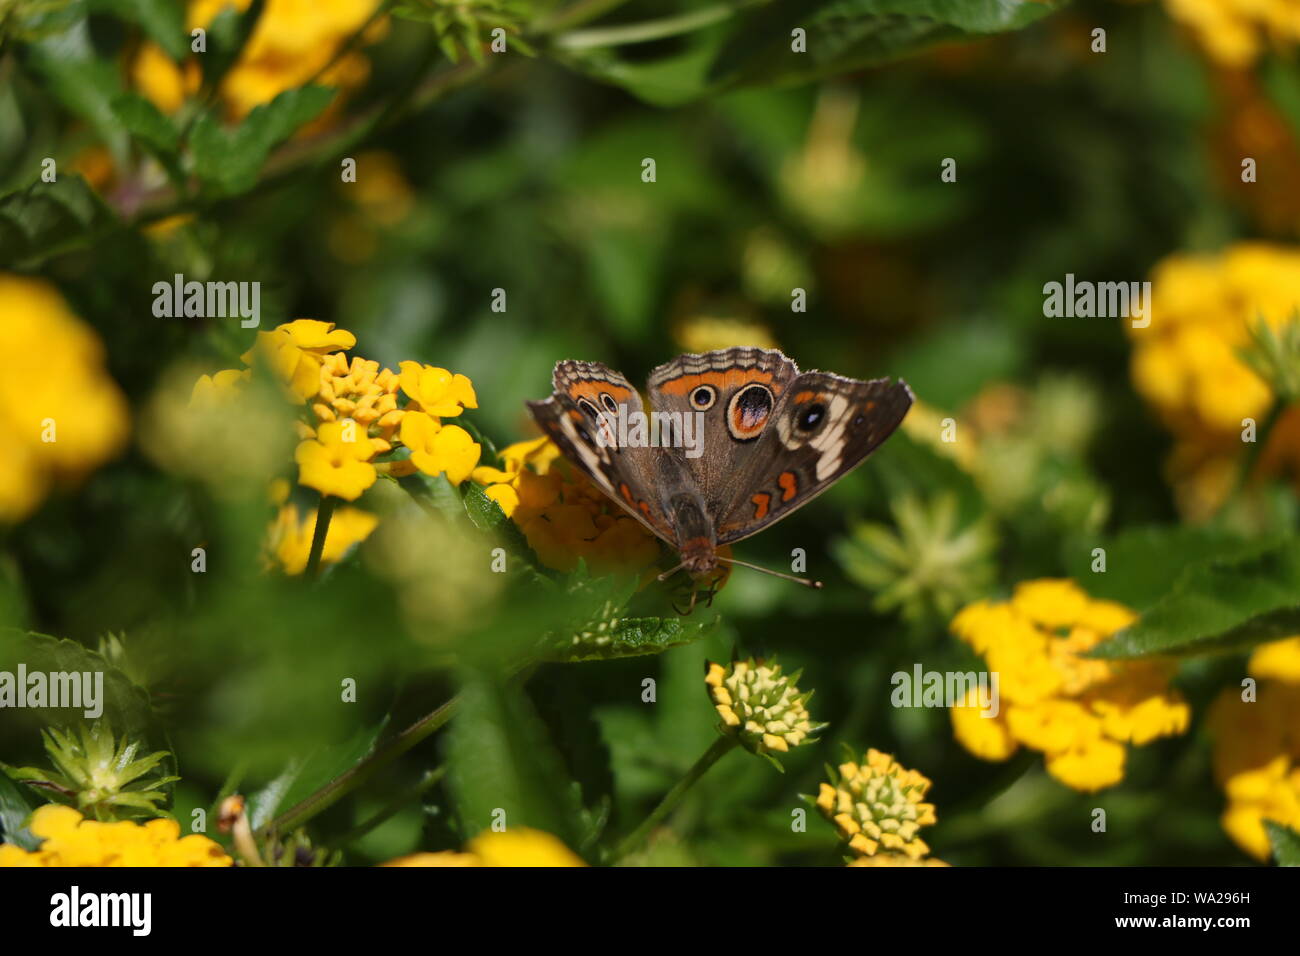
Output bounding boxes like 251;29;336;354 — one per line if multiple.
679;536;718;576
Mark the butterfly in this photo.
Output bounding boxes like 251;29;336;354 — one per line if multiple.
527;347;913;601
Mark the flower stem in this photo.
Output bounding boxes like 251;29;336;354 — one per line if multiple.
306;494;337;578
554;1;757;50
257;661;536;839
613;736;737;861
331;766;446;849
259;695;459;838
1218;396;1285;518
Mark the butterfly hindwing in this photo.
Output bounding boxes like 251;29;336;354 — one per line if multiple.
714;371;914;544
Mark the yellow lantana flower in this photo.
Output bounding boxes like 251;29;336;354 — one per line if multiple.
380;828;585;867
398;361;478;417
949;579;1190;791
1162;0;1300;68
1207;640;1300;861
816;748;940;861
1127;243;1300;518
1248;636;1300;683
0;805;231;867
399;412;480;485
471;435;562;516
295;420;378;500
472;438;661;577
0;274;129;523
264;498;379;575
131;0;384;121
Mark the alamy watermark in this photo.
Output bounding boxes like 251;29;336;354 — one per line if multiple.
891;664;1000;718
0;665;103;718
1043;274;1151;328
594;407;705;460
152;274;260;328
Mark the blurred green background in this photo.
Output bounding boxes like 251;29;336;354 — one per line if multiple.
3;0;1300;866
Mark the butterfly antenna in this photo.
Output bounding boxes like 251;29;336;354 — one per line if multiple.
717;557;823;589
657;561;687;583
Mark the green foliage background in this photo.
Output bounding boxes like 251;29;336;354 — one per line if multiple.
1;0;1298;866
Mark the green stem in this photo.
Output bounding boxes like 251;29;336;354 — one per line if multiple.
306;494;337;578
613;736;737;861
554;1;755;50
535;0;632;34
332;766;446;848
1218;396;1285;519
258;661;536;839
259;695;459;838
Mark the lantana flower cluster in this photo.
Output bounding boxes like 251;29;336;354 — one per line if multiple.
0;805;231;867
1127;243;1300;519
473;437;661;577
0;274;129;523
949;579;1190;792
1207;637;1300;860
194;319;480;574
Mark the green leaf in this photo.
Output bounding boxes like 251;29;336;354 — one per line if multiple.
709;0;1064;89
1266;820;1300;866
444;667;585;850
0;766;39;852
527;670;616;851
0;630;154;735
1090;539;1300;660
461;481;537;562
190;85;336;195
199;1;265;94
0;175;117;267
540;613;717;662
23;17;130;166
247;716;388;831
1063;526;1271;611
112;93;180;153
90;0;190;60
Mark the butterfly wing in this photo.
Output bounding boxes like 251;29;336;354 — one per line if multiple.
645;347;801;518
526;360;675;544
710;369;914;545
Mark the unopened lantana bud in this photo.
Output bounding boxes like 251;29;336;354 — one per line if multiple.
705;657;824;762
815;748;939;860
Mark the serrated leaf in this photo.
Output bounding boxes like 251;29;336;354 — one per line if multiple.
1063;526;1272;611
1090;539;1300;660
0;175;117;266
190;85;335;195
444;667;585;850
709;0;1064;90
0;630;154;735
247;716;388;831
23;17;129;166
461;481;538;563
112;92;180;153
1266;820;1300;866
540;613;717;662
0;767;39;851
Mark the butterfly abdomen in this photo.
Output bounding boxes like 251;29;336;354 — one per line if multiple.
668;492;717;574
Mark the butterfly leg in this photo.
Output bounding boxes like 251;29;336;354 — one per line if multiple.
672;587;700;616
